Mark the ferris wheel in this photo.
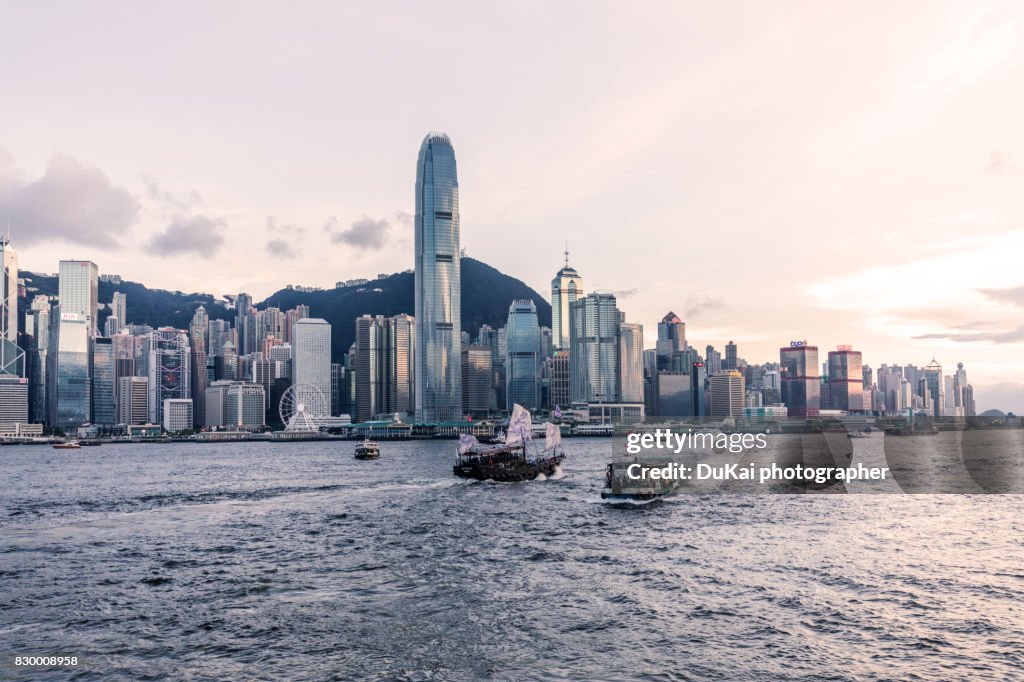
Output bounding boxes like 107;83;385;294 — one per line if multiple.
279;384;329;432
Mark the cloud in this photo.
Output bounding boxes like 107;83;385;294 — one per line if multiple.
144;177;203;212
612;288;638;298
324;215;391;250
913;325;1024;344
266;216;305;235
147;214;227;258
266;237;298;258
0;151;139;247
683;295;725;318
985;150;1024;175
979;285;1024;307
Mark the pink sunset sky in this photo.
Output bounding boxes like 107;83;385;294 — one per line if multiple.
2;1;1023;410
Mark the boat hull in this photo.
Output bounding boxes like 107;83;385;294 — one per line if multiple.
453;454;564;482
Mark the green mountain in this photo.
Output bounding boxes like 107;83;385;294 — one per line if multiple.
21;257;551;363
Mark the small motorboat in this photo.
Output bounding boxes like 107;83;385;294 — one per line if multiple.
354;439;381;460
52;441;81;450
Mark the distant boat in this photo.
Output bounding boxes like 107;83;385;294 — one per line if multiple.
454;405;564;482
52;441;81;450
571;423;614;437
354;440;381;460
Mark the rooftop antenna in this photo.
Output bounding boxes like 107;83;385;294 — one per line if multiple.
564;242;569;267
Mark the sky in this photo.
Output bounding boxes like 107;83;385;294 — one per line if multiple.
2;0;1023;411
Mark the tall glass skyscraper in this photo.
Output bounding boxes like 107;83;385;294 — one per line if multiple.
91;337;115;426
569;293;621;404
780;343;820;417
147;328;191;425
0;237;23;377
505;300;541;410
292;318;332;416
414;132;461;423
551;252;584;351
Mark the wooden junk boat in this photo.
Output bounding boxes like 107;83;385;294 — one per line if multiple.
454;404;564;482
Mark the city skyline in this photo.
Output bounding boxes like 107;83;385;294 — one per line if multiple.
2;1;1023;408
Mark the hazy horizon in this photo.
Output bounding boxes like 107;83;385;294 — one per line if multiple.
3;1;1023;411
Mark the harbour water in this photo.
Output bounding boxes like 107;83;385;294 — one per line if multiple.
1;439;1022;680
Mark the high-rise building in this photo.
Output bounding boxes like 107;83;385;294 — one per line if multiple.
147;328;191;426
618;322;644;404
51;312;91;431
0;376;29;431
827;345;864;412
162;398;193;433
569;292;620;403
208;319;231;359
91;337;115;426
189;306;209;428
656;312;685;369
780;343;820;417
58;261;99;332
414;132;461;423
550;252;584;351
235;292;254;355
26;297;51;423
117;376;149;425
546;350;571;412
724;341;738;371
922;359;944;418
293;318;332;414
0;237;24;377
505;300;541;410
226;382;266;430
705;345;722;376
111;291;127;327
355;314;416;421
461;345;493;417
710;370;744;419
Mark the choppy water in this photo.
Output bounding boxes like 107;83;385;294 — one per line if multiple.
1;439;1022;680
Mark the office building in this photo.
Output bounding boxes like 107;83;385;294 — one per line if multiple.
551;252;584;351
461;345;493;417
58;260;99;331
0;376;29;430
780;343;820;417
619;322;644;404
148;328;191;426
655;312;685;369
91;337;115;426
117;376;149;425
724;341;738;371
162;398;193;433
922;359;944;418
505;300;541;410
710;371;745;419
414;132;461;423
569;292;620;403
26;297;51;423
52;312;91;431
0;237;24;377
354;314;415;421
293;318;332;414
827;345;865;412
226;382;266;430
546;350;570;411
111;291;127;326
